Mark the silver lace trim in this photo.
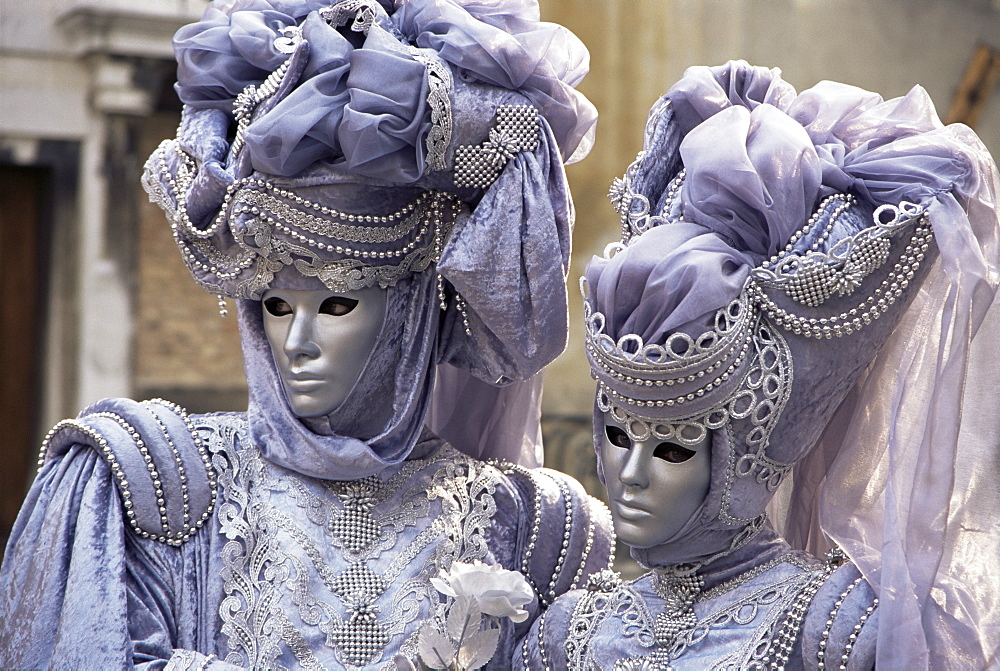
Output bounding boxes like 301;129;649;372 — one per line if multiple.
142;138;462;298
454;105;539;189
204;419;502;669
410;49;454;172
575;560;833;670
568;581;656;671
318;0;385;34
165;649;217;671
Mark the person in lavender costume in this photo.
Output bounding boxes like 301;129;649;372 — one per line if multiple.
518;61;1000;670
0;1;617;668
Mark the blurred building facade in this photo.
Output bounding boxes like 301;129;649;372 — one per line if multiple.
2;0;999;554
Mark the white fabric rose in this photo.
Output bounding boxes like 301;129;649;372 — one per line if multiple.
430;560;534;623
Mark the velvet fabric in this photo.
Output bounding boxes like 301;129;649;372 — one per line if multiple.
583;61;1000;668
517;529;879;670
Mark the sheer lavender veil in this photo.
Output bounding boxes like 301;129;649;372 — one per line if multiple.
766;95;1000;669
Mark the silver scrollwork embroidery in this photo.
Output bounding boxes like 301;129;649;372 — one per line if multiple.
205;419;503;669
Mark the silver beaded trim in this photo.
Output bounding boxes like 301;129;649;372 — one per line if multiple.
604;94;680;244
840;597;878;669
36;401;217;546
817;576;863;670
536;607;552;671
234;184;431;244
649;572;704;653
454;104;539;189
545;476;575;603
609;162;685;244
752;197;926;308
569;504;600;591
749;216;933;339
231;55;296;158
761;564;835;670
696;552;814;602
513;465;544;579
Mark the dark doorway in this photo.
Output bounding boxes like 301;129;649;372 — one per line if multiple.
0;165;50;559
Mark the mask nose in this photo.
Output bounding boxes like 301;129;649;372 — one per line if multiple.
617;442;650;490
283;309;321;360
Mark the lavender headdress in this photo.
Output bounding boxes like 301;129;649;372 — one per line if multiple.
142;0;596;477
585;61;1000;669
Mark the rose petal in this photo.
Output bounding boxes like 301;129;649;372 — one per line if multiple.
430;576;457;597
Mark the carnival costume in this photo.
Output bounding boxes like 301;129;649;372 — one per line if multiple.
518;61;1000;670
0;1;615;668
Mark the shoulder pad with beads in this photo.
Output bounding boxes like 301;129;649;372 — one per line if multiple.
494;463;616;607
39;397;217;546
800;557;879;669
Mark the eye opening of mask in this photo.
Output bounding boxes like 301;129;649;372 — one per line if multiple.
319;296;359;316
263;296;291;317
652;442;697;464
605;424;631;448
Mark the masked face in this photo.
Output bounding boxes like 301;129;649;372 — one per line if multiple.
600;411;712;549
262;287;387;418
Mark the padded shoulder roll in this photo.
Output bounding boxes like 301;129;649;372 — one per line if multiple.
500;464;616;607
39;398;218;546
800;559;879;670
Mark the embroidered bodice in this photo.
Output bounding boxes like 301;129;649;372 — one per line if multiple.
206;412;616;669
517;550;878;671
0;402;614;670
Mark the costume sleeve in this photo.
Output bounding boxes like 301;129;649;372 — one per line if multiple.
0;398;230;670
513;588;583;671
503;466;615;610
0;443;133;668
799;562;878;671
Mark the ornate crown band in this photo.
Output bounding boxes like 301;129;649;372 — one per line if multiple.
142;139;463;299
